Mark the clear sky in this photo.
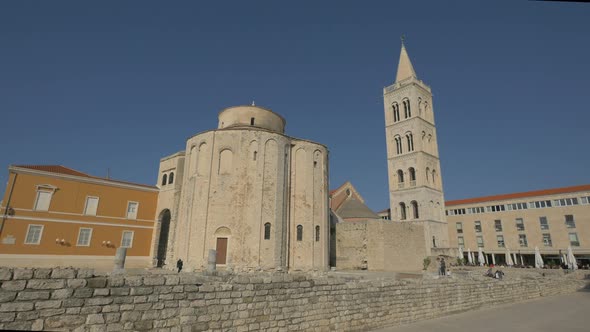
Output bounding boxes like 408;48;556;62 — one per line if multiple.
1;1;589;211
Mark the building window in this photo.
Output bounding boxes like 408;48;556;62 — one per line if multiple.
515;218;525;231
494;220;502;232
408;167;416;186
24;225;43;245
569;233;580;247
127;202;138;219
457;236;464;248
411;201;419;219
84;197;99;216
474;221;482;233
539;216;549;230
392;103;400;122
161;174;168;186
554;197;579;207
76;228;93;246
542;233;552;247
565;215;576;228
581;196;590;205
394;136;402;154
250;117;255;126
296;225;303;241
518;234;528;247
476;236;484;248
315;226;320;242
397;170;404;183
456;222;463;234
497;235;505;248
121;231;134;248
403;99;411;118
168;172;174;184
264;223;271;240
33;190;52;211
399;202;407;220
406;133;414;152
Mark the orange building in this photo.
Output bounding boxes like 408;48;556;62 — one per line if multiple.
0;165;159;269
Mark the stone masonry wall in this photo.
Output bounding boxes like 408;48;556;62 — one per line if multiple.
0;267;586;332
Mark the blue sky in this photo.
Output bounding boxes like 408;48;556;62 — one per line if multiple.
1;1;589;211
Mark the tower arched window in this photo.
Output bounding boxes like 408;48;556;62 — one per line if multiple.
425;167;430;183
411;201;419;219
315;226;320;242
399;202;407;220
403;99;411;118
432;169;437;185
168;172;174;185
409;167;416;186
406;133;414;151
296;225;303;241
161;174;167;186
397;170;404;183
264;223;271;240
392;103;400;122
394;136;402;155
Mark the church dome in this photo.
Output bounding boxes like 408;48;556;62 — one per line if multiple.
218;105;286;134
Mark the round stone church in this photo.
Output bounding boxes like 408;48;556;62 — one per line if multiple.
154;105;329;272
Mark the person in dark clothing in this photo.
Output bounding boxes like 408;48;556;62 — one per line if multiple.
176;259;183;273
440;258;446;276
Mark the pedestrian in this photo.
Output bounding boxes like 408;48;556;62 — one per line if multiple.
176;258;183;273
440;258;446;276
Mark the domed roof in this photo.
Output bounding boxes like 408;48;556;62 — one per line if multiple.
218;105;286;134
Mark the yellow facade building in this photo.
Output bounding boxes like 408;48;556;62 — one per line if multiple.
445;184;590;266
0;165;159;269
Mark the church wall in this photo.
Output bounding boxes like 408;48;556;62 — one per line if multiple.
367;221;427;272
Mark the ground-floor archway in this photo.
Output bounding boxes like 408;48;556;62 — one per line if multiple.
156;209;171;267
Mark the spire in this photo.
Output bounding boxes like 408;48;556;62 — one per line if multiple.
395;36;417;83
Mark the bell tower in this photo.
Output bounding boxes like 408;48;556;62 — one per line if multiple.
383;40;449;253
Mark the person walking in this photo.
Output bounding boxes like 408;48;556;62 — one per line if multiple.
440;258;446;276
176;258;183;273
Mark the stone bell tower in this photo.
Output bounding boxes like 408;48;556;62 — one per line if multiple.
383;40;449;253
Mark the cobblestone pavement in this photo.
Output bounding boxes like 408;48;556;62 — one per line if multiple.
373;291;590;332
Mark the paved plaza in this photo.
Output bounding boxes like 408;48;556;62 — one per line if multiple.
374;291;589;332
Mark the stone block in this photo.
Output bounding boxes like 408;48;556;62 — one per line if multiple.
143;276;166;286
105;312;121;323
16;291;50;301
35;300;62;309
67;279;88;288
121;311;142;322
142;310;160;320
62;298;85;307
111;287;130;296
12;268;33;280
65;308;81;315
44;315;85;329
134;320;154;330
51;288;74;299
32;268;52;279
0;302;34;312
102;304;120;313
39;308;66;317
76;268;95;279
1;280;26;291
0;312;15;322
0;292;16;303
0;268;12;281
87;313;105;324
164;275;180;285
94;288;110;296
31;319;43;331
3;321;32;330
107;323;123;331
125;276;144;287
51;268;76;279
16;310;39;320
131;287;153;296
73;288;94;298
87;277;108;288
26;279;65;290
81;306;102;314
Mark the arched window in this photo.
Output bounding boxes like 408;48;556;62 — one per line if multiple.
399;202;407;220
168;172;174;184
219;149;233;175
161;174;167;186
425;167;430;183
403;99;411;118
394;136;402;155
411;201;419;219
406;133;414;151
296;225;303;241
432;169;436;185
392;103;400;122
264;223;271;240
409;167;416;185
315;226;320;242
253;151;257;161
418;98;422;115
397;170;404;183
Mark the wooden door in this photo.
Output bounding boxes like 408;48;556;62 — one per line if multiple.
216;238;228;265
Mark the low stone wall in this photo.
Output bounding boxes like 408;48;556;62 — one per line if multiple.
0;267;586;332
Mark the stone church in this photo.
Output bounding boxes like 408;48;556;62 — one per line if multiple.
154;105;329;272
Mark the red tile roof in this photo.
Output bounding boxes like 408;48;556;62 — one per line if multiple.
445;184;590;207
13;165;157;189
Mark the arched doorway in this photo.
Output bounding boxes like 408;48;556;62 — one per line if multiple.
156;209;171;267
